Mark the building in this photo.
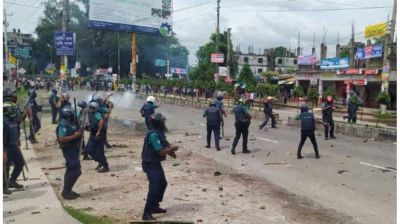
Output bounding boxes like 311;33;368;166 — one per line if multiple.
235;52;268;77
275;56;297;73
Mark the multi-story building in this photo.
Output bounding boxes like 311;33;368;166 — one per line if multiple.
275;56;297;73
235;52;268;77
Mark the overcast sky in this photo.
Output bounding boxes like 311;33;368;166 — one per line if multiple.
4;0;395;65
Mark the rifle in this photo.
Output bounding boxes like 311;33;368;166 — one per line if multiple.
23;87;37;142
78;109;88;157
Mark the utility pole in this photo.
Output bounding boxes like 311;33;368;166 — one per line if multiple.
118;31;120;78
349;21;355;67
296;32;301;57
215;0;221;81
227;28;231;77
62;0;69;78
312;33;315;55
382;0;397;93
3;9;13;78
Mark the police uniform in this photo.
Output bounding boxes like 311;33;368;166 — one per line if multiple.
27;95;41;142
86;108;109;172
49;91;59;123
203;104;222;150
347;95;361;123
140;102;158;130
58;101;72;122
56;114;82;199
231;102;251;154
322;101;335;139
4;103;25;189
259;101;276;130
296;106;319;159
141;129;168;219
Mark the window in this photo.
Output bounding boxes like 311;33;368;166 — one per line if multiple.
258;68;263;73
258;58;263;64
278;58;283;65
244;57;249;63
294;59;297;65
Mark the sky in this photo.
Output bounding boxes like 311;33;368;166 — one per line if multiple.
3;0;395;66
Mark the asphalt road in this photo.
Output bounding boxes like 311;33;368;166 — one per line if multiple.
69;90;396;224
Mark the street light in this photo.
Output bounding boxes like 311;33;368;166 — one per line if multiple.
47;43;52;64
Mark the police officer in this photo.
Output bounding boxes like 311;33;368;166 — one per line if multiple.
203;100;222;151
346;91;361;124
86;102;110;173
56;106;82;200
49;88;59;124
141;113;178;221
231;98;251;155
57;92;72;122
259;96;277;130
322;95;336;140
3;101;25;189
26;90;41;144
296;104;319;159
140;96;161;130
77;100;91;160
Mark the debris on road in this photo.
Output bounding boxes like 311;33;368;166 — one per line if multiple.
260;206;266;210
266;152;271;157
214;171;221;176
337;170;349;174
218;186;223;191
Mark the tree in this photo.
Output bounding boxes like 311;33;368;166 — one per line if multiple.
238;63;256;87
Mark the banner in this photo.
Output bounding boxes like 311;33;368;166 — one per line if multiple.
365;22;387;38
54;31;75;56
320;57;349;70
155;59;167;66
170;67;187;74
297;55;318;65
218;66;228;76
8;54;16;65
356;44;383;59
211;53;224;63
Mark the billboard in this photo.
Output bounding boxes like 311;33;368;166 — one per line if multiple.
355;44;383;59
88;0;172;36
365;22;387;38
297;55;318;65
320;57;349;70
170;67;187;74
54;31;75;56
211;53;224;63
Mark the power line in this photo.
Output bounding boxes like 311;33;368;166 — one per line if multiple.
228;6;392;12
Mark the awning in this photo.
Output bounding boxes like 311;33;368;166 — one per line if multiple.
278;77;296;85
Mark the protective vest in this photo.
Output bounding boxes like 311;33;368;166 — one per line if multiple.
141;130;167;163
141;102;155;120
28;98;40;114
300;112;315;131
205;106;220;125
215;100;223;112
3;117;20;146
234;104;248;123
49;93;58;106
56;119;80;149
322;102;333;117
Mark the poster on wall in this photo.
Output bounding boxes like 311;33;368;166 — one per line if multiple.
320;57;349;70
88;0;172;36
297;55;318;65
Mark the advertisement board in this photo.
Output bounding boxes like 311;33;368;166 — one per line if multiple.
356;44;383;59
211;53;224;63
155;59;167;66
365;22;387;38
320;57;349;70
170;67;187;74
297;55;318;65
54;31;75;56
88;0;172;36
218;66;228;76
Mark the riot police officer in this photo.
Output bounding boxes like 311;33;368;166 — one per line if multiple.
56;106;82;200
4;101;25;189
26;90;41;144
49;88;59;124
141;113;178;221
86;102;109;173
296;104;319;159
322;95;336;140
77;100;91;160
203;100;222;151
231;98;251;155
140;96;161;130
57;92;71;122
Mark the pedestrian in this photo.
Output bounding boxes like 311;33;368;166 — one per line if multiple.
203;100;222;151
3;101;25;189
296;104;319;159
346;91;361;123
283;90;288;104
231;98;251;155
49;88;59;124
26;90;41;144
140;96;161;130
57;92;72;122
259;96;277;130
86;102;109;173
56;106;82;200
322;95;336;140
141;113;178;220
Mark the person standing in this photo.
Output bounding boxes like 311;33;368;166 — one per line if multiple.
57;92;72;122
26;91;41;144
140;96;161;130
203;100;222;151
296;104;319;159
322;95;336;140
346;91;361;123
231;99;251;155
56;107;82;200
259;96;277;130
49;88;59;124
141;113;178;221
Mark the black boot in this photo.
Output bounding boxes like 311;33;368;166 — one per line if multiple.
142;213;156;220
152;207;167;214
62;191;77;200
8;180;23;189
98;167;109;173
297;154;303;159
95;164;102;170
243;149;251;154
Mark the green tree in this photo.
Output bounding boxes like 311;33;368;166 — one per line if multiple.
238;63;256;87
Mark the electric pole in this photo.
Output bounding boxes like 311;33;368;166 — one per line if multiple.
382;0;396;93
118;31;120;78
62;0;69;78
227;28;231;77
215;0;221;81
3;9;13;78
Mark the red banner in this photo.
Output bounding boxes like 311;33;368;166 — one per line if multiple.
364;69;378;75
345;68;361;74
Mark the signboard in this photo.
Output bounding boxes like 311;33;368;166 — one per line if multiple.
310;76;318;86
364;69;378;75
170;67;187;74
356;44;383;59
88;0;172;36
8;54;17;65
54;31;75;56
297;55;318;65
218;66;228;76
320;57;349;70
18;67;26;75
344;79;367;86
365;22;387;38
75;62;81;70
211;53;224;63
10;47;32;59
155;59;167;66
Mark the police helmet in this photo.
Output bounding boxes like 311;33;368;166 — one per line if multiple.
77;100;88;109
300;104;309;112
150;113;166;128
147;96;155;103
216;96;223;101
88;101;99;112
60;106;74;120
3;102;17;117
91;94;104;105
208;99;216;106
51;88;58;94
62;92;70;100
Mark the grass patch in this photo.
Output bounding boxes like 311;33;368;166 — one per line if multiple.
63;206;117;224
372;111;396;120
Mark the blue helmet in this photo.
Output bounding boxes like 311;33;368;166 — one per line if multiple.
300;104;309;112
91;94;104;105
77;100;87;109
88;101;99;112
60;106;74;119
51;88;57;94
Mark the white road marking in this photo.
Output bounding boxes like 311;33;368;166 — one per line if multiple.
257;137;279;144
359;162;396;172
